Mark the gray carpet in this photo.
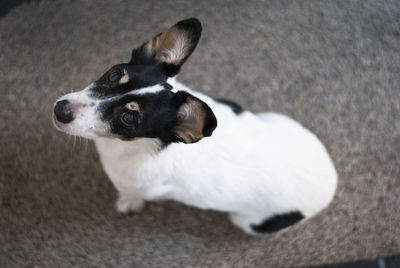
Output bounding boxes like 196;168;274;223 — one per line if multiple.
1;0;399;267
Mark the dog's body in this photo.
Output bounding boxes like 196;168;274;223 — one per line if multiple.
95;79;337;235
53;18;337;235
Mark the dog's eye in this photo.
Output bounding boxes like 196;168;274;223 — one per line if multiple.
109;72;121;82
120;111;137;126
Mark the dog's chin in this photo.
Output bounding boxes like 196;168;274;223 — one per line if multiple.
52;115;99;140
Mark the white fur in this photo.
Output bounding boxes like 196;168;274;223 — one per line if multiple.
94;79;338;235
53;84;110;139
133;84;165;95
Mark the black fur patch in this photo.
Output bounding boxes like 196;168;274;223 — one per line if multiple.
251;211;304;234
214;98;244;114
98;90;177;142
89;18;202;99
161;82;173;91
98;90;217;145
90;64;167;99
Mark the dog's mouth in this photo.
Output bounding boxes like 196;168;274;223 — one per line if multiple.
52;105;110;140
52;113;74;136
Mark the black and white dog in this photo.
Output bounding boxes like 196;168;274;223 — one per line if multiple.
53;18;337;235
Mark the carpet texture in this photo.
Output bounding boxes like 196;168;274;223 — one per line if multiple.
1;1;399;267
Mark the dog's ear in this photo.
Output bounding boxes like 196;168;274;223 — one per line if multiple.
130;18;202;77
172;91;217;144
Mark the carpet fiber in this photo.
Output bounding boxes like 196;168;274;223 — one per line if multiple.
1;1;399;267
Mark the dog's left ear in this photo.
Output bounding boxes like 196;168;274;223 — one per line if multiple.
130;18;202;77
172;91;217;144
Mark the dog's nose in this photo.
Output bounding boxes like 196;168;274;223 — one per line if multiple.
54;100;73;123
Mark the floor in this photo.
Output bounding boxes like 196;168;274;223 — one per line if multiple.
1;1;399;267
312;255;399;268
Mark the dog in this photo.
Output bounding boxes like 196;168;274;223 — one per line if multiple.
53;18;337;235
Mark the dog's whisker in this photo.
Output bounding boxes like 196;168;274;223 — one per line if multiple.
84;138;89;153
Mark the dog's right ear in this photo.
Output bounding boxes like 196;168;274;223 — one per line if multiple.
130;18;202;77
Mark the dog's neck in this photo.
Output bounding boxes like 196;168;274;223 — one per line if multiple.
95;136;163;166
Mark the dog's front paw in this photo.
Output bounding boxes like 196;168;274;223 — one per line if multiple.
115;194;145;215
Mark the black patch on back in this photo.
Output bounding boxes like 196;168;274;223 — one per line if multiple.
214;98;244;114
251;211;304;234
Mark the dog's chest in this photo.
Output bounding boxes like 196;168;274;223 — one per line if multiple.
94;134;232;209
95;138;164;189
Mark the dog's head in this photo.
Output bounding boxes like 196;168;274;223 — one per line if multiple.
53;18;217;144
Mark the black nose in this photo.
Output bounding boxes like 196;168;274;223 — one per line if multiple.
54;100;73;123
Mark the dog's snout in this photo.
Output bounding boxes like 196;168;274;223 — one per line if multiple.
54;100;73;123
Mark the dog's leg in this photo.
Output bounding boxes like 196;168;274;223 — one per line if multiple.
229;212;262;235
111;178;146;215
115;191;145;215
